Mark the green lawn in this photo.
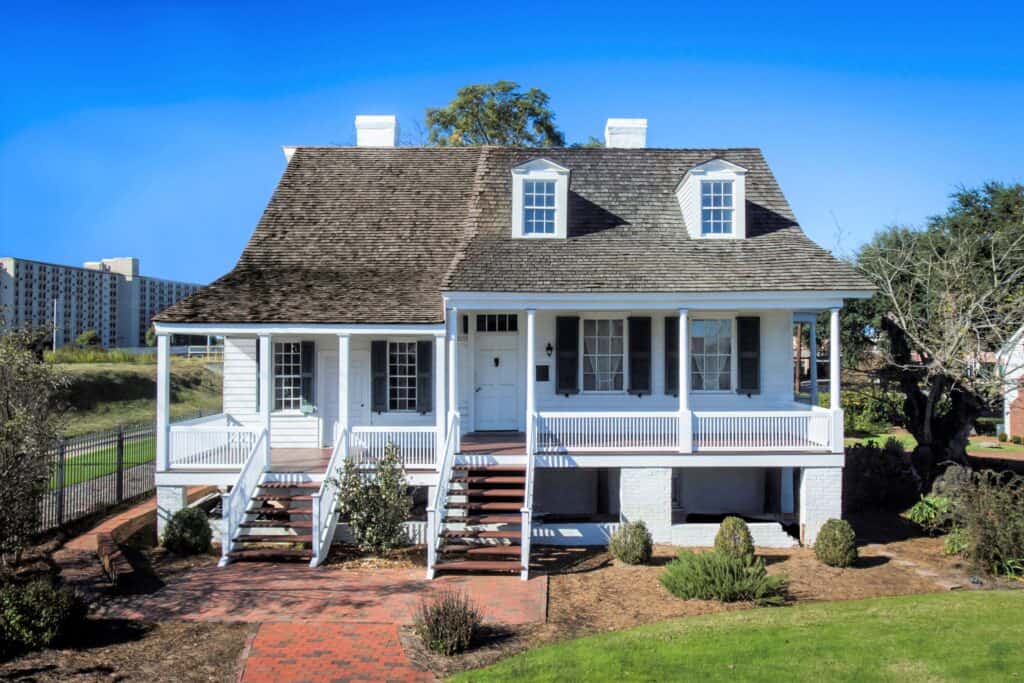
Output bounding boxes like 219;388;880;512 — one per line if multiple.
844;430;918;449
53;437;155;489
453;592;1024;682
845;428;1024;458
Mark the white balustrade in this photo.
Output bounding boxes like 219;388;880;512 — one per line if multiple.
218;430;269;566
168;416;257;468
693;410;833;452
426;413;460;580
310;428;349;567
535;412;679;453
349;426;437;467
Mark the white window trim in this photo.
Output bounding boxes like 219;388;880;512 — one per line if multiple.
511;159;570;239
676;159;747;240
578;315;629;394
387;339;418;413
271;339;316;415
689;315;737;394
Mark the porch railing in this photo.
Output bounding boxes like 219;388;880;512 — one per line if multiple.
535;411;680;453
168;414;258;468
692;409;833;452
218;429;269;567
349;426;437;467
426;413;460;580
310;427;349;567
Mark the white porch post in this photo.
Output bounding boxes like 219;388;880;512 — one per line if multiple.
829;307;843;452
337;333;350;436
156;334;170;471
434;331;447;463
525;309;537;456
258;334;272;447
809;318;819;406
678;308;692;453
447;307;460;451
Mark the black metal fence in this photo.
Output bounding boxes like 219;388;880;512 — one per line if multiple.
38;411;204;533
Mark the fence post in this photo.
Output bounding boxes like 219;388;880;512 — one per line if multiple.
56;439;66;526
116;425;125;503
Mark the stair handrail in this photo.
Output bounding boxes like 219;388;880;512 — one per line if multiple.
520;411;537;581
218;428;269;567
310;427;350;567
426;412;460;579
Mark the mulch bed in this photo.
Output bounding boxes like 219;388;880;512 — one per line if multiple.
324;544;426;569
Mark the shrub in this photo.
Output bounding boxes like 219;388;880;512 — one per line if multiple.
999;432;1009;443
609;520;652;565
336;442;412;553
951;470;1024;576
0;580;85;658
714;516;754;560
660;550;787;606
905;495;952;534
943;527;969;557
162;507;212;555
843;440;921;513
414;590;481;656
814;519;858;568
1013;436;1023;446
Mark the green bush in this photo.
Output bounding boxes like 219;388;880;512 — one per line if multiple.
714;516;754;560
1013;436;1023;446
943;527;969;557
951;470;1024;576
999;432;1009;443
414;589;481;656
336;442;412;553
814;519;858;568
608;520;652;565
162;507;212;555
45;347;153;364
0;580;85;658
974;418;999;436
905;495;952;534
660;550;787;606
843;440;921;513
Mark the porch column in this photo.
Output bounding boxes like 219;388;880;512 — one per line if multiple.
447;307;460;450
434;331;447;462
525;309;537;456
156;334;170;471
829;307;843;452
809;318;819;406
337;333;350;437
258;334;272;445
678;308;692;453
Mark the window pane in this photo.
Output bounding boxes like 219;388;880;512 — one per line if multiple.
387;341;418;411
581;318;624;392
691;320;733;392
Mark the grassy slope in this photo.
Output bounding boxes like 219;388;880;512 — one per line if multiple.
58;359;222;437
453;592;1024;683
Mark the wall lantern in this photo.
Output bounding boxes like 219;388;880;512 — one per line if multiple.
545;342;554;357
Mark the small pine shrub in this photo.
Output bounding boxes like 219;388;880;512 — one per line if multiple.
660;550;787;606
905;495;952;534
998;432;1009;443
609;521;653;565
714;516;754;559
162;507;212;555
943;527;969;557
814;519;858;567
0;580;85;658
414;590;481;656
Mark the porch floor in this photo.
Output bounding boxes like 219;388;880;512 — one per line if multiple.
269;448;332;473
460;431;527;455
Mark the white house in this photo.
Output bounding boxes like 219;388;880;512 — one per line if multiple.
153;116;874;579
999;325;1024;438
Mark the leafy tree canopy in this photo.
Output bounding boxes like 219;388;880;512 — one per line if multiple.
75;329;101;348
426;81;565;147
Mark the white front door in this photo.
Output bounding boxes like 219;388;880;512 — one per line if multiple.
349;351;370;427
474;333;519;431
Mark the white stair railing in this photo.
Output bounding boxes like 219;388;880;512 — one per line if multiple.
218;429;269;567
426;413;460;580
310;427;350;567
520;412;537;581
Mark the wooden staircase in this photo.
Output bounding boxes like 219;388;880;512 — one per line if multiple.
433;464;527;575
228;481;318;563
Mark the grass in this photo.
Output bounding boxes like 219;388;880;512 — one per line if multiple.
53;437;155;488
844;427;1024;458
453;592;1024;682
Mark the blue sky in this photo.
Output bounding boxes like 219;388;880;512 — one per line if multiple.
2;2;1022;284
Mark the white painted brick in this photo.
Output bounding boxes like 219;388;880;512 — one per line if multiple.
619;467;673;542
671;523;798;548
156;485;189;538
799;467;843;544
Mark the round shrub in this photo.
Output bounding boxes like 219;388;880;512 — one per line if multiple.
814;518;858;567
998;432;1008;443
162;506;212;555
609;520;653;565
0;580;85;658
714;516;754;559
414;589;481;656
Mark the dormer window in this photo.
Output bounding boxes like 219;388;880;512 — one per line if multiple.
511;158;570;239
701;180;734;235
676;159;748;240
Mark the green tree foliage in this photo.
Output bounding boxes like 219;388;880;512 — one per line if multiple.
335;442;412;553
75;329;101;348
426;81;565;147
144;325;157;348
851;183;1024;484
0;328;67;568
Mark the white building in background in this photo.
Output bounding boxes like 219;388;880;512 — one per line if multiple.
0;256;202;348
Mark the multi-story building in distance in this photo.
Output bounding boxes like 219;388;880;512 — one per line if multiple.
0;256;202;348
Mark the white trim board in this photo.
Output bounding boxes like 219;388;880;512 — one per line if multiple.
444;290;873;311
154;323;446;336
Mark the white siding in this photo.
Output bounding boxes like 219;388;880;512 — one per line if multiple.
223;337;258;417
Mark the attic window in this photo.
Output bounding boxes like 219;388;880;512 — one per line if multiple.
524;181;556;234
676;158;748;240
701;180;734;235
511;158;570;239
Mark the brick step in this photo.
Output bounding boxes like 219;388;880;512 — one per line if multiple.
432;560;521;573
239;520;314;529
252;494;314;502
452;465;526;473
444;514;521;524
236;534;313;544
228;549;312;562
450;475;526;485
259;482;320;490
442;529;522;540
439;544;520;556
446;501;521;511
461;488;526;498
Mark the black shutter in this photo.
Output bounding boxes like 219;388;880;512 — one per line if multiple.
555;316;579;395
416;340;433;414
628;317;652;395
371;340;388;412
737;317;761;394
300;341;315;406
664;316;679;396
